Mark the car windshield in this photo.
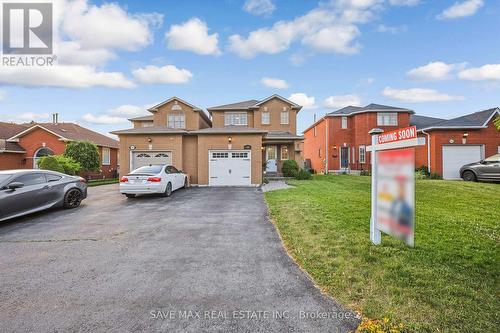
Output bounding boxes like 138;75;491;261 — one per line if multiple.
130;165;163;175
0;174;12;184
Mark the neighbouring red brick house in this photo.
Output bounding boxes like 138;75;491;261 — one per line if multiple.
413;108;500;180
303;104;414;173
0;119;119;178
303;105;500;180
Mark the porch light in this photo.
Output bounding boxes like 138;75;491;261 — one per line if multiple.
228;136;232;143
147;137;152;143
463;132;469;137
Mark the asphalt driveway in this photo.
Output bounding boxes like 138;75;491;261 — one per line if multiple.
0;185;359;332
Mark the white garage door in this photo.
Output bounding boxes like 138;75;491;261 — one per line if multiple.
209;150;251;186
442;145;482;180
131;151;172;170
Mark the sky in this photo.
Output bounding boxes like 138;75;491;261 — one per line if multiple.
0;0;499;136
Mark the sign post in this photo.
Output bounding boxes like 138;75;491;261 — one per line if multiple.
367;126;425;247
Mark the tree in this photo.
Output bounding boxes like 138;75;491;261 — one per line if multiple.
64;141;100;172
54;155;81;175
38;156;65;173
494;116;500;130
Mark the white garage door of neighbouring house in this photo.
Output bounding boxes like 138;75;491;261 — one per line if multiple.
131;151;172;170
209;150;251;186
442;145;482;180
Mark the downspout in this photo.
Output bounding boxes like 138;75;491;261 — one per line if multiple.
422;130;431;173
325;116;329;174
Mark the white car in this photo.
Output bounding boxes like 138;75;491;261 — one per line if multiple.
119;164;188;198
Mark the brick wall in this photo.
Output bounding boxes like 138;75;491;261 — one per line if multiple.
303;118;326;173
0;153;24;170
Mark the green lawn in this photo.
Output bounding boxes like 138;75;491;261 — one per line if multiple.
86;178;119;187
265;175;500;332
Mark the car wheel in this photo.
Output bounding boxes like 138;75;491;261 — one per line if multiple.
64;188;83;209
163;182;172;197
462;170;476;182
125;194;136;198
183;177;188;189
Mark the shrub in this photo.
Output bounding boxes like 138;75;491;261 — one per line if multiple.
282;160;299;177
263;177;269;184
38;156;65;173
64;141;100;171
295;169;312;180
360;169;370;176
415;165;430;176
54;155;81;175
429;172;442;180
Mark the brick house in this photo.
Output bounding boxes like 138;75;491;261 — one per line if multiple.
0;118;119;178
303;104;413;173
413;108;500;180
111;95;304;186
303;105;500;180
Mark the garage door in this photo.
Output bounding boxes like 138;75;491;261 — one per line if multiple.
131;151;172;170
442;145;482;180
209;150;251;186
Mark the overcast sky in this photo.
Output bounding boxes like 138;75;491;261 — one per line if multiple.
1;0;499;136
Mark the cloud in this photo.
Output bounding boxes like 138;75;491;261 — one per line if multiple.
132;65;193;84
407;61;466;81
0;112;50;123
376;24;407;34
437;0;483;20
261;77;289;89
0;66;135;89
324;95;362;109
0;90;6;101
382;87;464;103
288;93;317;109
165;18;221;56
389;0;420;6
228;1;384;58
61;0;162;51
243;0;276;16
82;114;128;125
458;64;500;81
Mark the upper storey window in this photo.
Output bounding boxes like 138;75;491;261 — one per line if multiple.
377;112;398;126
142;122;154;127
280;107;289;125
225;112;247;126
262;111;270;125
341;116;347;129
171;101;182;111
168;114;185;128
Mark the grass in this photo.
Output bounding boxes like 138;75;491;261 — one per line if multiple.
265;175;500;332
86;178;119;187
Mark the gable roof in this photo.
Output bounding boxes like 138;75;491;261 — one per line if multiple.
418;108;499;131
110;126;187;135
410;115;446;130
8;123;119;148
207;95;302;112
0;122;28;140
327;103;413;116
147;96;211;125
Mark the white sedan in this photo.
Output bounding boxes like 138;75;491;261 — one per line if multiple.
119;164;188;198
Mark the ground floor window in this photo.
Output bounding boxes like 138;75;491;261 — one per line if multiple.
102;147;110;165
33;147;53;168
359;145;366;164
281;146;289;160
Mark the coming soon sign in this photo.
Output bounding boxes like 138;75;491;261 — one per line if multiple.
367;126;424;247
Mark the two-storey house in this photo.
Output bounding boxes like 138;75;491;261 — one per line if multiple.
303;104;413;173
111;95;304;186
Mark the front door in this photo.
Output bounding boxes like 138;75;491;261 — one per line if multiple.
266;146;277;172
341;147;349;169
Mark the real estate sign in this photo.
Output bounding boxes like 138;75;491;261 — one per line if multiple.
368;125;422;247
376;148;415;246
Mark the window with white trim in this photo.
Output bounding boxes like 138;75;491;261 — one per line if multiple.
377;112;398;126
359;145;366;164
262;111;270;125
225;112;247;126
142;121;154;127
168;113;185;128
341;116;348;129
281;146;289;160
102;147;110;165
280;111;289;125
